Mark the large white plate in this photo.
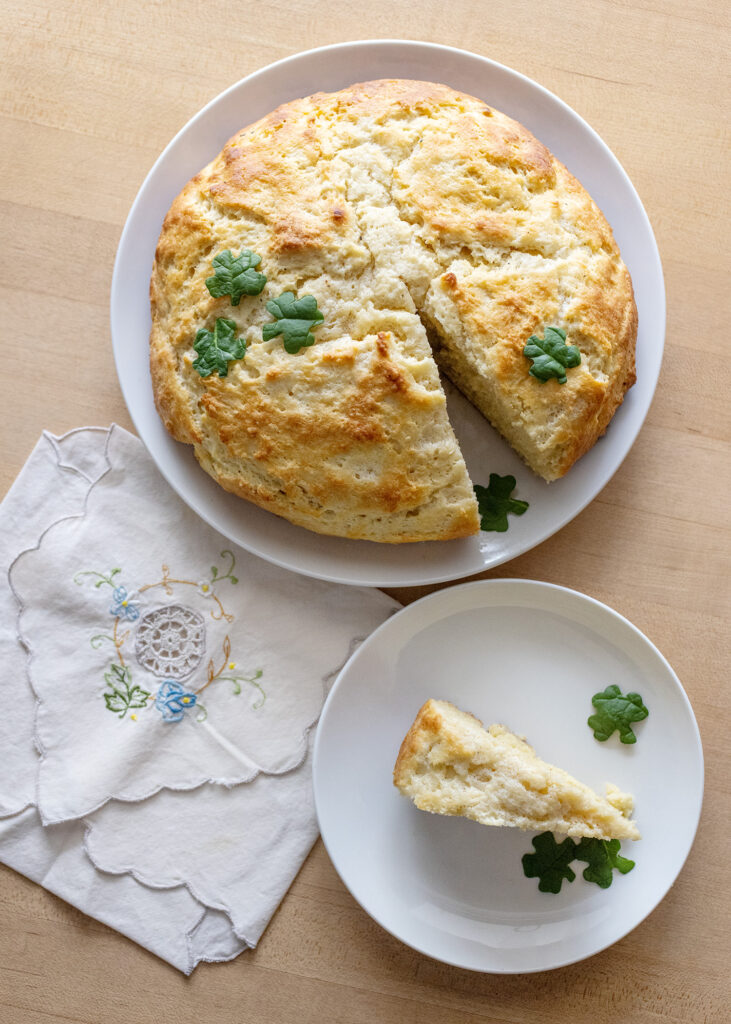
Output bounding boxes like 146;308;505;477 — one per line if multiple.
111;41;665;587
312;580;703;972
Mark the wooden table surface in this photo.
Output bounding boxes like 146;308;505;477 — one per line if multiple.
1;1;729;1021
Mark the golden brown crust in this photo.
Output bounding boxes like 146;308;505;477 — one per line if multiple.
150;79;637;539
393;698;482;786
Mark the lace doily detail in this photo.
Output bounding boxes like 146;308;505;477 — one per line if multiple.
135;604;205;680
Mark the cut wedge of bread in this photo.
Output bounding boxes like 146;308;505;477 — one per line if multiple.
393;699;640;840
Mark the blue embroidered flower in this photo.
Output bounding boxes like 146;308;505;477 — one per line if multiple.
109;585;140;622
155;680;198;722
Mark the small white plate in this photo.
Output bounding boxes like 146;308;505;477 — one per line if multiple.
111;40;665;587
312;580;703;973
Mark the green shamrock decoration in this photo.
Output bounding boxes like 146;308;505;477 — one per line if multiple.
262;292;324;353
522;832;636;893
574;837;636;888
205;249;267;305
588;685;649;744
473;474;529;532
193;317;246;378
524;326;581;383
521;832;577;893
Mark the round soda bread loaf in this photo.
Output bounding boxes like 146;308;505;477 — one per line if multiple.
150;79;637;543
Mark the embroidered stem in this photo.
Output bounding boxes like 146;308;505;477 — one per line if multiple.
90;633;115;649
74;568;121;589
112;616;127;667
196;635;231;695
221;670;265;709
139;565;234;622
210;549;238;585
139;574;192;594
209;594;234;623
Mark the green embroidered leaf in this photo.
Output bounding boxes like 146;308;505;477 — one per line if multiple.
105;663;128;692
262;292;324;353
103;663;150;719
193;318;246;378
574;837;635;888
473;474;529;532
205;249;267;305
524;326;581;383
588;685;649;744
522;832;577;893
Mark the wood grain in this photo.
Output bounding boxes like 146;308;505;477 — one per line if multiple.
1;0;729;1020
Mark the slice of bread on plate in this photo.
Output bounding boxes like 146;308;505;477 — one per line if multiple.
394;699;639;840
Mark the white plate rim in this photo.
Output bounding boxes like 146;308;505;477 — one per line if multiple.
111;40;666;588
312;578;704;973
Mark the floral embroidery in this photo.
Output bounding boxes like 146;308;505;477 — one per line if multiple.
155;680;198;722
109;585;140;622
76;550;265;723
196;635;265;708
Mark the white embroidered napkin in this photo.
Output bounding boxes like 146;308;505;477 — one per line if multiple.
0;426;398;971
0;429;246;971
0;428;110;816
